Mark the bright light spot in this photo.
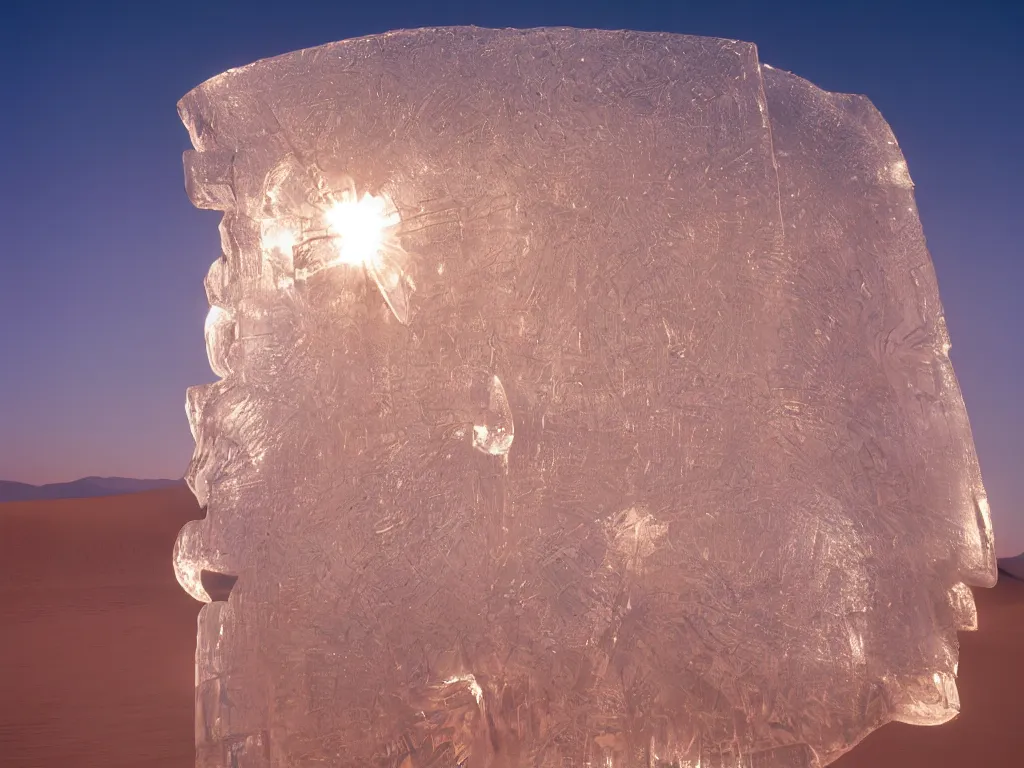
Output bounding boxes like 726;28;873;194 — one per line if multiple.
444;674;483;705
323;193;394;267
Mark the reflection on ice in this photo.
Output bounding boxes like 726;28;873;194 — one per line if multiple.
471;373;514;457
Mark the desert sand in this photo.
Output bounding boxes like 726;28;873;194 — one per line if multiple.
1;487;1021;767
0;486;201;768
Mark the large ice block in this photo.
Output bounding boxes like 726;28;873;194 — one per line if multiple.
173;27;996;768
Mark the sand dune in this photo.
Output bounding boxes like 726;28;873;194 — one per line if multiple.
1;487;1021;767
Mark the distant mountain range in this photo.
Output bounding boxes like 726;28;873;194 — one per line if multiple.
0;476;185;503
998;554;1024;582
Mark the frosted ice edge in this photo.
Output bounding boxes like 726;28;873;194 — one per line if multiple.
760;63;994;760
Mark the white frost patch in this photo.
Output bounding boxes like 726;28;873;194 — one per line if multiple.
603;505;668;575
884;159;914;189
444;674;483;705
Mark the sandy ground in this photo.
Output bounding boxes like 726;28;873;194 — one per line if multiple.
0;486;202;768
1;487;1021;767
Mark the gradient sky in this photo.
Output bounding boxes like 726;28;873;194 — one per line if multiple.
0;0;1020;554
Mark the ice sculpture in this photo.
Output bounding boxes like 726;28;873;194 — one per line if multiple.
173;28;997;768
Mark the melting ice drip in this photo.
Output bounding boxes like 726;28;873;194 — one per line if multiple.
173;27;996;768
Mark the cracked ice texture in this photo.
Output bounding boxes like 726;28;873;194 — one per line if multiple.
173;27;997;768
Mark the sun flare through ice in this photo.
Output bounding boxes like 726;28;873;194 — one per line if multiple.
323;193;395;267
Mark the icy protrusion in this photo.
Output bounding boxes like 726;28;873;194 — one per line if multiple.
173;519;213;603
204;306;234;378
185;384;211;443
949;582;978;631
470;373;514;456
204;258;229;307
888;671;961;726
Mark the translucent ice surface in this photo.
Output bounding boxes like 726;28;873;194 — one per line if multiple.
174;28;997;768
